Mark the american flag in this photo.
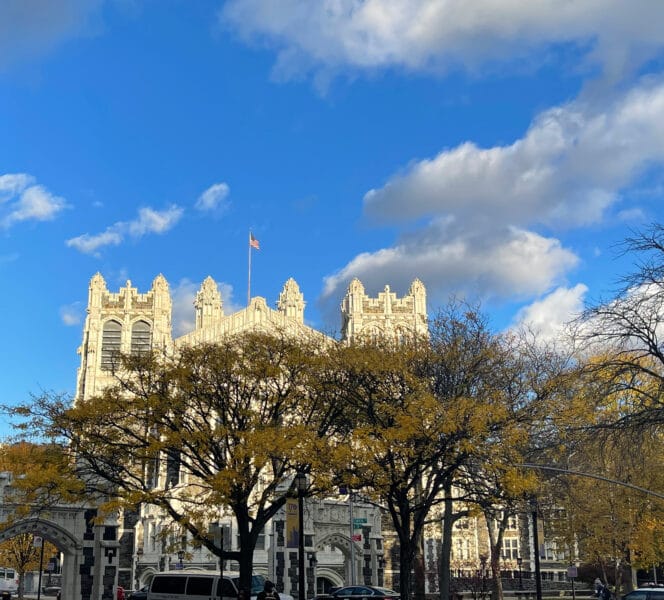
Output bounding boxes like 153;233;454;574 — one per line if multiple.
249;232;260;250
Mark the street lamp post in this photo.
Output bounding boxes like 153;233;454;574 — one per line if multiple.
517;557;523;590
295;472;307;600
479;554;488;598
530;499;543;600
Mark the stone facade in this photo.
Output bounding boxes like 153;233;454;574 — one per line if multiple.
74;274;428;595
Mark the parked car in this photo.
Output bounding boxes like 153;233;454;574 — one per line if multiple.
42;585;61;597
315;586;399;600
128;584;150;600
147;570;295;600
622;588;664;600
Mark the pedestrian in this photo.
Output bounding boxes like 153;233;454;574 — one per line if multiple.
257;580;280;600
594;579;602;597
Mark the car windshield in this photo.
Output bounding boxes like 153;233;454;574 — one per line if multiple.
231;575;266;595
374;588;397;595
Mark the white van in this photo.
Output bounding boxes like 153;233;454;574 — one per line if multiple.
147;571;293;600
0;567;18;594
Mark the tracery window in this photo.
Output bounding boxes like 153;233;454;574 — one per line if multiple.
101;320;122;370
131;320;152;355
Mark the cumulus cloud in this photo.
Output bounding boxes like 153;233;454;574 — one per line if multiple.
511;284;588;344
60;301;85;326
220;0;664;83
321;222;577;311
171;278;240;336
66;230;123;254
0;174;33;199
195;182;230;212
364;78;664;227
320;77;664;321
0;0;102;71
0;173;68;229
66;204;183;255
127;206;183;236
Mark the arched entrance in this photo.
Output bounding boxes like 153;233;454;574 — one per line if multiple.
0;517;81;599
313;531;384;593
315;533;363;589
0;507;120;600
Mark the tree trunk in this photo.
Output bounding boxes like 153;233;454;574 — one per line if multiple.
489;554;503;600
400;545;415;600
439;484;454;600
414;535;425;600
236;508;257;595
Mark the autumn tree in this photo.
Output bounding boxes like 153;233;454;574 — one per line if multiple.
330;303;519;600
0;535;58;600
451;330;571;600
0;443;70;599
6;330;346;594
576;224;664;431
542;387;664;593
0;441;85;514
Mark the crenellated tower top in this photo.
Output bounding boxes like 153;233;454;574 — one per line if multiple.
340;278;428;343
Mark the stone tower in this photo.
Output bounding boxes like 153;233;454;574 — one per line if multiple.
276;277;305;322
194;276;224;330
340;278;428;343
75;273;173;402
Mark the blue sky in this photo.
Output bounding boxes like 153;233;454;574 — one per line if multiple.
2;1;664;438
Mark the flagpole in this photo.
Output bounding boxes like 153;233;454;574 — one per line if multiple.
247;231;252;306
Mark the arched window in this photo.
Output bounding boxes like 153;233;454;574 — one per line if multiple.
131;320;152;355
395;327;408;345
101;320;122;371
362;326;381;343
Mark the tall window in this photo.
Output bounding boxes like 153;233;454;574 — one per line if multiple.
101;320;122;370
501;537;519;560
453;538;471;560
131;320;152;355
166;449;181;488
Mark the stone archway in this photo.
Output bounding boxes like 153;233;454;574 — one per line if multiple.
0;516;82;599
314;533;364;588
0;505;120;600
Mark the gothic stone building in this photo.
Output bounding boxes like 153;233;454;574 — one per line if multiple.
74;274;428;595
74;273;570;596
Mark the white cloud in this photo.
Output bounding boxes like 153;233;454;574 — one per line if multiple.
0;0;102;71
0;173;34;200
127;205;184;237
66;204;184;255
60;301;84;326
319;77;664;322
66;230;123;254
220;0;664;83
0;173;68;229
195;182;230;212
511;284;588;344
321;222;577;311
171;278;240;336
364;78;664;228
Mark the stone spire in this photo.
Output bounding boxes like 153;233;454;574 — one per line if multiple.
194;276;223;330
277;278;305;323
